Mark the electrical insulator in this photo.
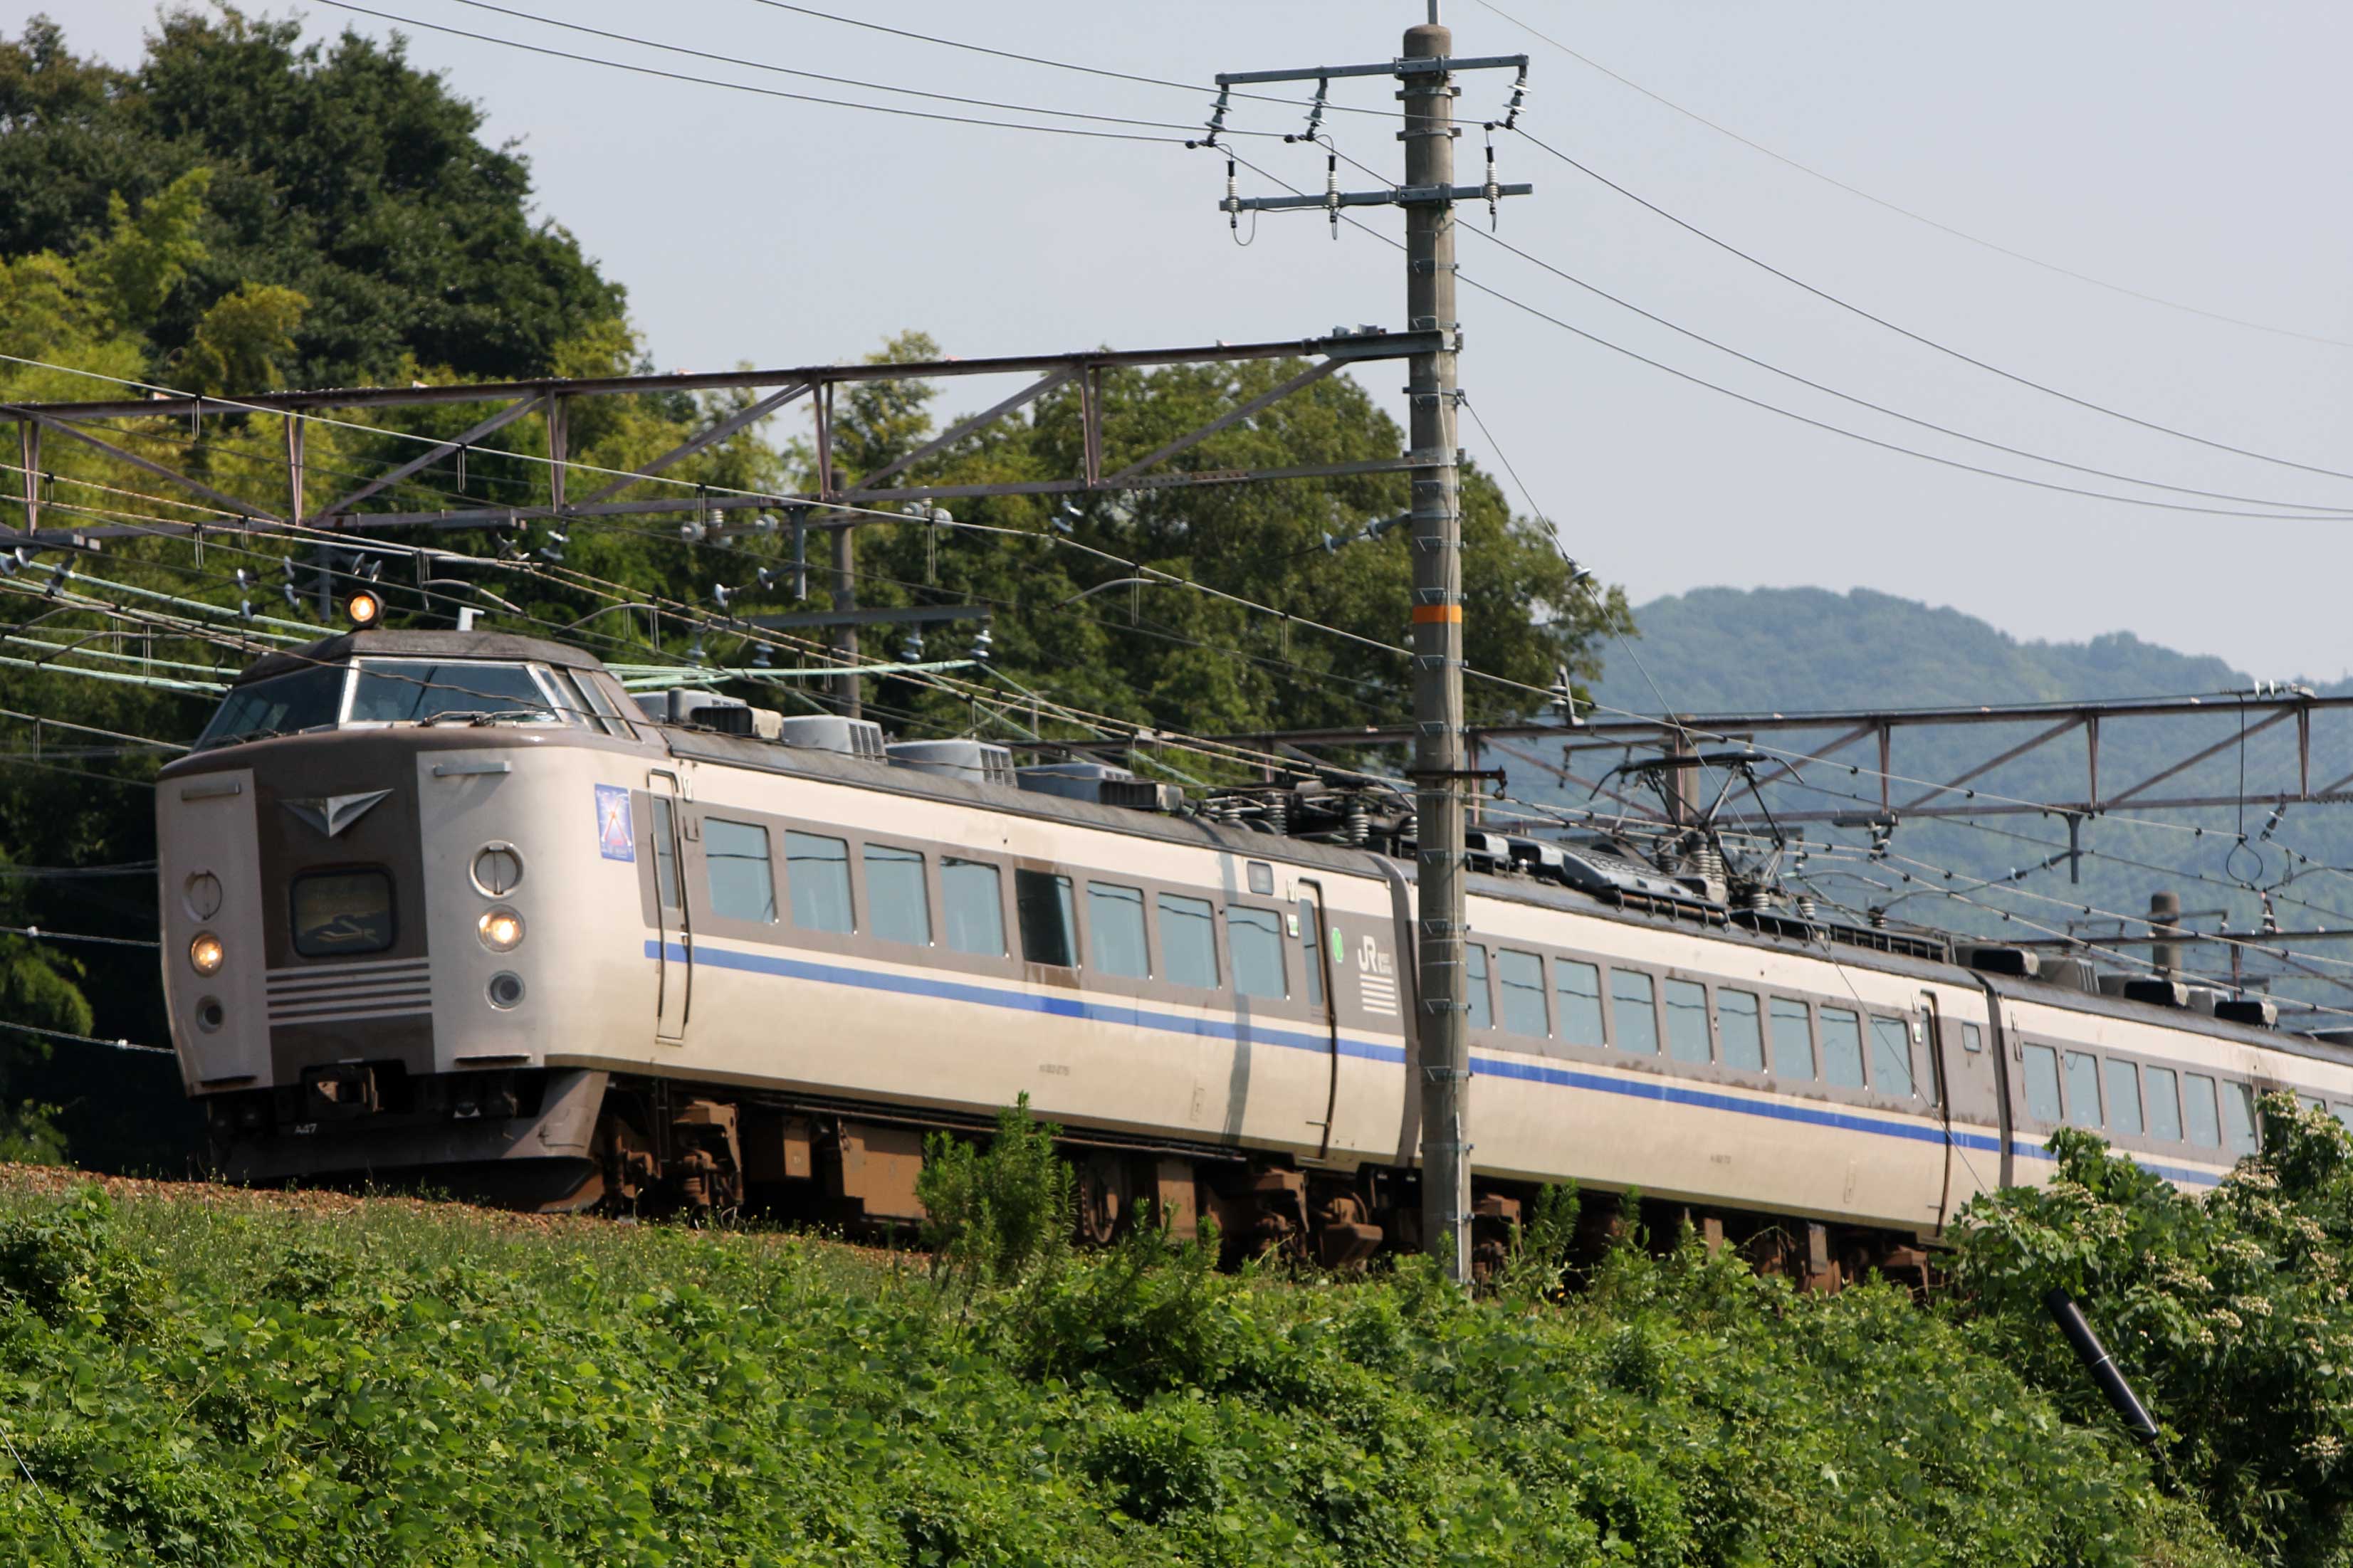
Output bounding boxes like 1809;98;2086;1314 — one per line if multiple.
1325;154;1341;239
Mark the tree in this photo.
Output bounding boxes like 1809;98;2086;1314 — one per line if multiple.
0;9;623;388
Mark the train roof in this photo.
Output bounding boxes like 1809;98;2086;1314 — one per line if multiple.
233;629;610;685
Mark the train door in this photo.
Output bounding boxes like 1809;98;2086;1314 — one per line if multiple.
649;771;692;1042
1298;880;1342;1158
1919;989;1955;1232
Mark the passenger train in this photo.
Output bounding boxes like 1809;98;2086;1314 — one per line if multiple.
155;628;2351;1279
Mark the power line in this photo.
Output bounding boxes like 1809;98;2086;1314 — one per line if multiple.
436;0;1279;137
1473;0;2353;352
1503;125;2353;487
307;0;1192;144
1231;149;2353;523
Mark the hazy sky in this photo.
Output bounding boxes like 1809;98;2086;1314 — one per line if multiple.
23;1;2353;686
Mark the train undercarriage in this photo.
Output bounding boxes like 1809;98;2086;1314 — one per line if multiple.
204;1063;1940;1292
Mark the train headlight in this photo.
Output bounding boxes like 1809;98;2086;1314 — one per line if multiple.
477;907;525;952
189;931;224;976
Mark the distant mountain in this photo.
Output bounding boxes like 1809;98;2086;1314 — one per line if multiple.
1519;587;2353;1018
1590;586;2250;717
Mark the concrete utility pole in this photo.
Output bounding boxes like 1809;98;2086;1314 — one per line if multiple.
1401;19;1470;1286
830;525;860;719
1211;12;1529;1284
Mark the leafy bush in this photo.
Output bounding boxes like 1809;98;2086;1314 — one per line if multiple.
0;1174;2247;1565
916;1093;1074;1289
1954;1094;2353;1563
0;1182;152;1335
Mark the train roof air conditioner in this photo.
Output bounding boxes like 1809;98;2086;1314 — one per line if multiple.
1015;762;1183;814
887;739;1017;786
774;715;887;759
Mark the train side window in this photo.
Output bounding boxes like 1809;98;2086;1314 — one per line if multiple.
2063;1051;2103;1128
1463;945;1493;1030
649;797;681;911
865;844;931;946
785;831;855;934
704;819;777;923
1087;883;1150;979
1015;870;1079;968
1717;990;1764;1071
2222;1082;2260;1155
2144;1065;2183;1142
2334;1104;2353;1135
2105;1058;2144;1137
2300;1094;2327;1116
1610;969;1659;1055
940;858;1005;957
2182;1073;2222;1148
1555;959;1605;1046
1961;1022;1983;1053
1228;906;1286;999
1664;979;1712;1063
1869;1016;1914;1098
1159;894;1219;988
2023;1043;2064;1124
1769;998;1814;1080
1497;949;1548;1036
1820;1007;1865;1089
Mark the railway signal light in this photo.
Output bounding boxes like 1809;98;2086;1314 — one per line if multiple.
345;588;384;628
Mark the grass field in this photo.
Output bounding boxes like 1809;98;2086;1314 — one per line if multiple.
0;1167;2238;1566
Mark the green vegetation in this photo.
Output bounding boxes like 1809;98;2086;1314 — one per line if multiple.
1955;1093;2353;1564
0;1172;2239;1567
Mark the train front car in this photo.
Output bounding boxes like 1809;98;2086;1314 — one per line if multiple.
155;629;651;1209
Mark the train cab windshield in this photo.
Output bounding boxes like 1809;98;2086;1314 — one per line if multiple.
196;658;586;749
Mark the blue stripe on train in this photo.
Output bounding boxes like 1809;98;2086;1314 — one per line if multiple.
652;938;2228;1189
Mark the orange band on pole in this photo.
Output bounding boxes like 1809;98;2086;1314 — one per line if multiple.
1410;604;1462;624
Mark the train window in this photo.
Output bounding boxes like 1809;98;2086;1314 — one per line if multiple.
2182;1073;2222;1149
1229;906;1286;999
1717;990;1764;1071
1087;883;1150;979
2105;1058;2144;1137
1463;945;1493;1030
1820;1008;1865;1089
1610;970;1659;1055
1497;949;1548;1036
540;667;597;730
574;673;636;739
2334;1104;2353;1135
1297;900;1324;1009
1665;979;1712;1064
2023;1044;2064;1124
649;797;681;910
1554;960;1605;1046
2223;1083;2260;1156
2301;1094;2327;1116
1869;1016;1914;1098
2144;1065;2183;1142
703;819;777;923
785;831;854;935
1769;998;1815;1080
347;660;557;725
940;858;1005;957
865;844;931;946
2063;1051;2103;1128
198;665;349;749
1015;870;1078;968
289;868;394;957
1160;894;1219;988
1961;1023;1983;1054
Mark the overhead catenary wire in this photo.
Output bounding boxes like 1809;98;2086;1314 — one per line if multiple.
1472;0;2353;352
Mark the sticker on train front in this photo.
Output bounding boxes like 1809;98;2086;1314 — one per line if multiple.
595;783;635;861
